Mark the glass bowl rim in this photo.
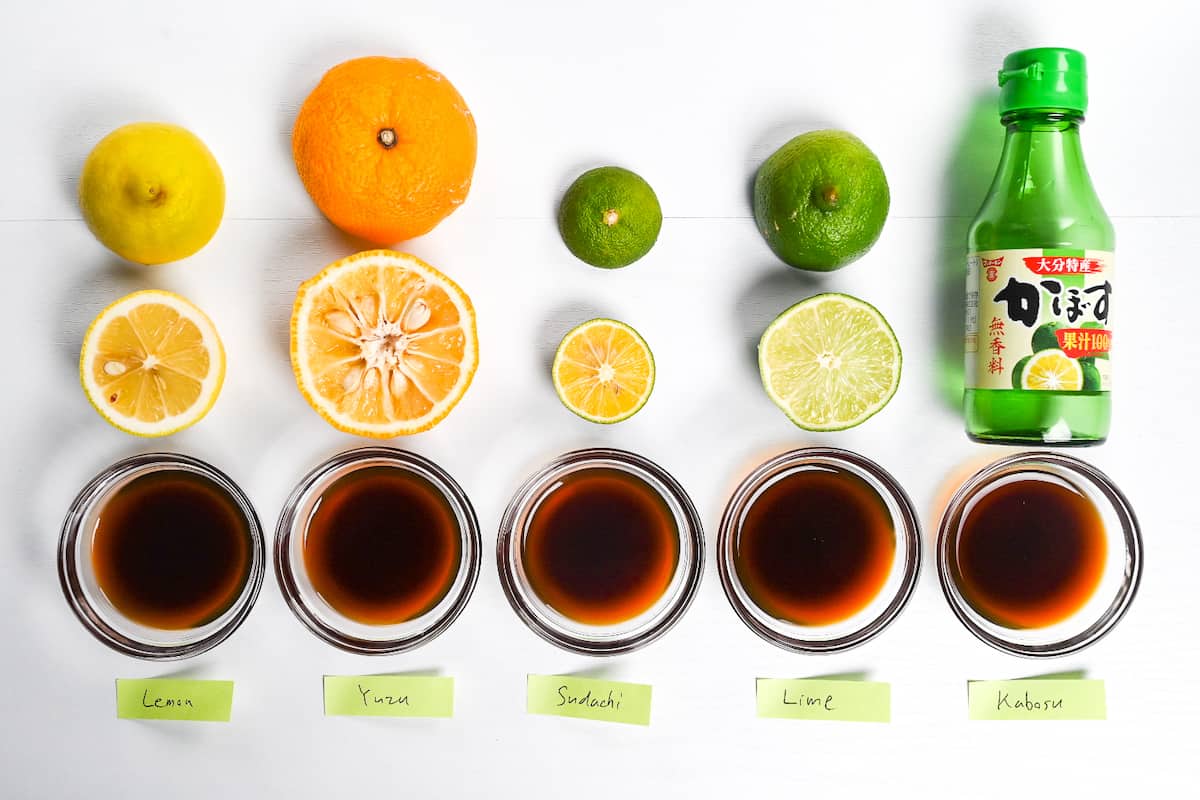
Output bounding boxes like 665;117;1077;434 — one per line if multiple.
57;451;266;661
496;447;705;656
935;450;1143;658
273;445;481;655
716;446;923;654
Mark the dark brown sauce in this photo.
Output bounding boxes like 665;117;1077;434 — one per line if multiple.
523;467;679;625
734;466;895;626
951;476;1106;629
303;466;461;625
91;470;252;630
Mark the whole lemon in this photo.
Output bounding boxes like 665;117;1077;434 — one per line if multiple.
79;123;225;265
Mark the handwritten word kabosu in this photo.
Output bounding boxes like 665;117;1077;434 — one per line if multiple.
996;690;1065;713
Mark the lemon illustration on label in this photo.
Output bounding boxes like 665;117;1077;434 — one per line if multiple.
1020;349;1083;391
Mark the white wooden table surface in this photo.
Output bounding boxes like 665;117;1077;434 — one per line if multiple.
1;0;1195;796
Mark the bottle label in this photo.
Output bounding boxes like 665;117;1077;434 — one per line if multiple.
966;249;1112;391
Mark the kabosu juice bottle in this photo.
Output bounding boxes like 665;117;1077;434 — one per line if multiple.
965;48;1113;444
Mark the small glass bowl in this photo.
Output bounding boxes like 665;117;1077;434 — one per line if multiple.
274;447;480;655
497;448;704;656
58;453;266;660
718;448;922;654
937;451;1142;658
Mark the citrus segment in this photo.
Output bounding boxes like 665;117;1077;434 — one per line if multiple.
552;319;654;423
1020;349;1083;391
758;293;901;430
290;250;478;437
80;290;225;436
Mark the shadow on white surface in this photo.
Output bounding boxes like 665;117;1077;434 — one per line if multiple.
271;32;421;172
259;221;378;363
55;256;175;368
744;114;840;216
732;266;826;376
22;408;147;568
930;12;1033;410
533;299;606;374
552;158;626;220
52;91;178;213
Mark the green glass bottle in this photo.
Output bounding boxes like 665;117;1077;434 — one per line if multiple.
965;48;1113;445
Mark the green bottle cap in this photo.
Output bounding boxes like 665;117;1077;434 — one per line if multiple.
997;47;1087;116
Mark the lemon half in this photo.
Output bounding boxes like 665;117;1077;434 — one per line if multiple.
80;290;225;436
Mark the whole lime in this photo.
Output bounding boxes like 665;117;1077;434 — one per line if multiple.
1081;321;1109;358
1032;321;1063;352
753;130;889;271
1011;355;1033;388
1081;360;1102;391
558;166;662;268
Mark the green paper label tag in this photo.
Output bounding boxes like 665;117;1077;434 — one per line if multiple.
757;678;890;722
527;675;651;726
116;679;234;722
968;679;1106;720
324;675;454;717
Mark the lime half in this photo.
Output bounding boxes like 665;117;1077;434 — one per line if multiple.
758;293;901;430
